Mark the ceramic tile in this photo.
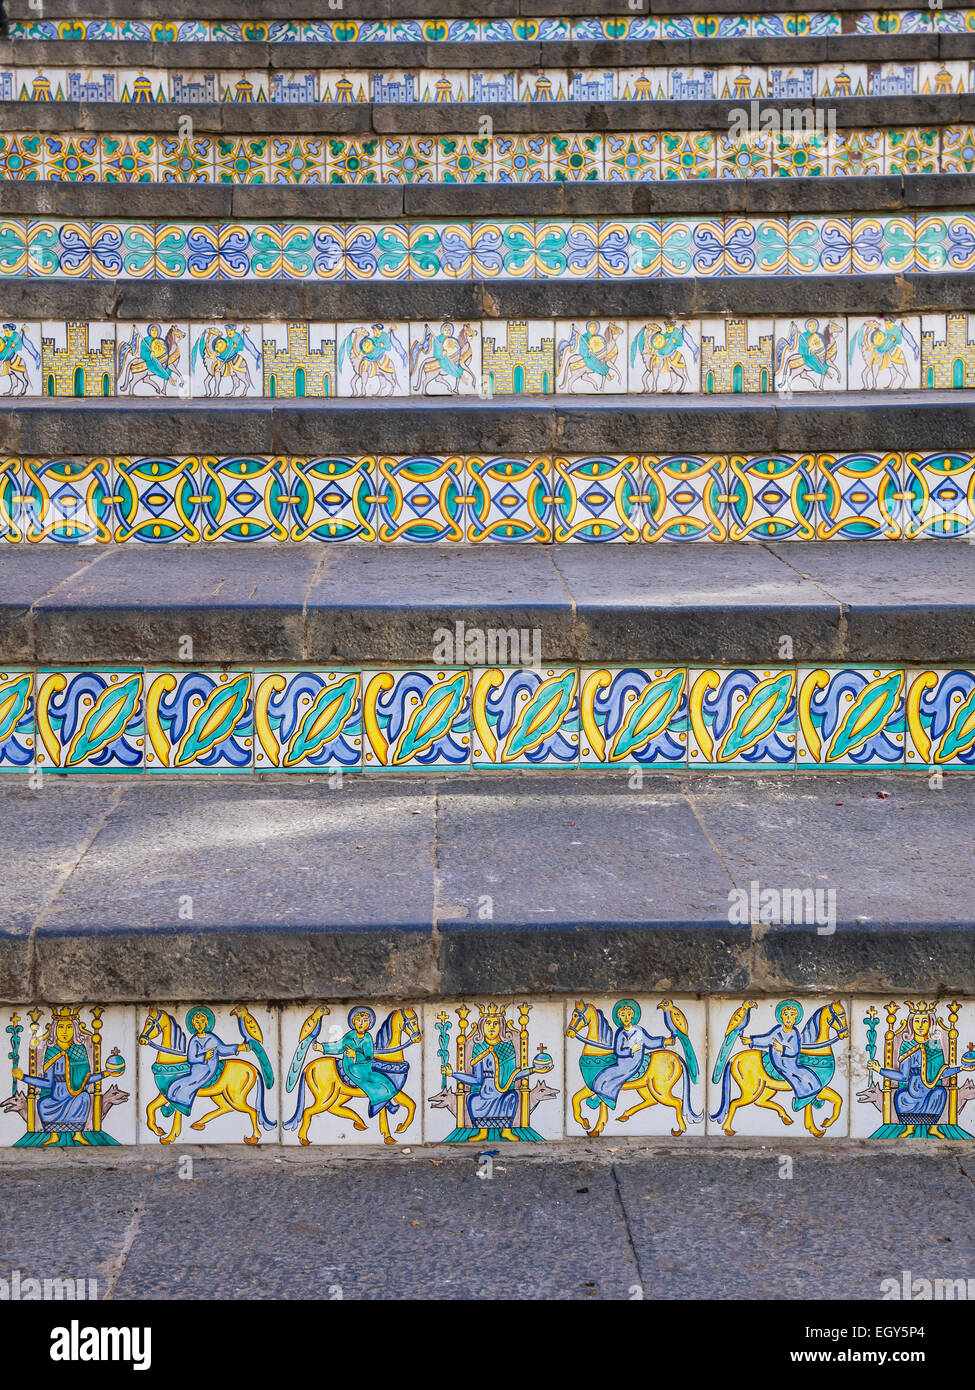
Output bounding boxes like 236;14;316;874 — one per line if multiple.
885;128;939;175
437;136;492;184
605;133;660;181
641;454;729;541
628;320;700;392
138;1003;277;1144
158;136;216;183
903;450;975;538
848;316;921;390
828;129;885;176
254;670;362;770
0;134;44;181
144;670;254;771
0;669;33;768
536;220;599;279
815;451;903;539
281;1003;422;1144
409;321;481;395
552;455;641;541
564;996;705;1136
796;666;906;769
550;134;603;182
362;668;471;768
424;1000;564;1143
661;132;716;179
0;321;42;396
774;317;847;392
214;137;269;184
379;136;437;184
471;668;578;769
199;455;289;542
22;456;113;543
320;72;370;103
116;321;189;397
905;669;975;767
520;70;568;101
918;60;967;94
0;456;20;542
113;455;203;543
688;668;797;769
35;668;144;771
115;68;168;102
490;135;548;183
100;135;157;182
707;998;850;1137
727;453;817;541
288;455;379;542
189;323;263;397
579;667;687;768
336;322;409;396
267;136;325;185
41;321;115;396
851;1000;975;1138
700;318;774;393
941;126;975;174
465;455;552;542
0;1006;136;1147
262;323;335;397
408;223;472;280
921;313;975;389
772;131;828;177
481;321;554;395
373;455;466;542
716;133;773;179
554;320;626;393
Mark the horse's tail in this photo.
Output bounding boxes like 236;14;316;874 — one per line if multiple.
678;1055;703;1126
283;1071;307;1131
251;1068;276;1131
709;1059;735;1124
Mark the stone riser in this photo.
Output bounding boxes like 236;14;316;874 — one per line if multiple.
0;996;968;1148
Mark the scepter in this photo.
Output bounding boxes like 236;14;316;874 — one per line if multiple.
6;1013;20;1096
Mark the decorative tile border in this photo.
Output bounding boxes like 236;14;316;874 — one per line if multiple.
0;128;972;182
1;664;973;771
5;453;975;544
2;62;975;104
2;316;972;399
8;12;975;41
2;997;973;1146
0;216;966;278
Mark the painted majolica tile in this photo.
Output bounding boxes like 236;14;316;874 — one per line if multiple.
552;455;641;541
796;666;906;769
424;1001;563;1143
336;322;408;396
885;128;939;175
815;451;902;539
919;60;967;94
921;314;975;389
605;133;659;181
491;135;548;183
688;668;797;770
116;322;189;397
701;318;773;393
41;133;97;182
0;669;33;768
35;669;144;771
409;223;473;280
214;137;269;184
144;670;253;772
941;126;975;174
362;668;471;769
100;135;157;183
254;671;361;771
267;136;325;185
289;456;378;542
0;134;43;181
851;1000;975;1139
828;129;885;177
189;324;262;398
438;137;491;184
262;323;335;397
579;668;687;768
903;450;975;538
551;134;603;181
41;322;115;396
482;321;554;394
0;322;41;396
139;1003;277;1144
727;453;817;540
641;455;728;541
471;668;578;770
849;315;921;389
708;998;850;1137
408;322;480;395
774;318;846;392
379;136;436;184
320;71;369;103
905;670;975;767
521;70;568;101
628;320;700;393
536;220;599;279
0;1006;136;1147
113;456;201;544
465;455;552;542
270;71;319;102
374;455;465;542
716;133;773;179
281;1003;422;1144
158;136;215;182
819;63;869;97
661;132;715;180
0;457;19;542
565;997;704;1136
22;456;113;543
115;68;168;102
198;456;289;542
326;136;381;184
554;320;625;393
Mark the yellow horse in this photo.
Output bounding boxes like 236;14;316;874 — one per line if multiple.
284;1006;421;1145
139;1007;273;1145
566;1001;700;1137
712;1001;848;1137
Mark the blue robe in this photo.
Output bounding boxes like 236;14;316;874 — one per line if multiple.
22;1046;101;1133
590;1025;665;1106
752;1024;821;1103
452;1041;529;1126
876;1042;960;1123
163;1032;238;1114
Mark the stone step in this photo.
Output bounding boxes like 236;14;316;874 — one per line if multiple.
1;540;972;663
0;771;970;1002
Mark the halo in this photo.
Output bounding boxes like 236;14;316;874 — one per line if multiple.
186;1006;215;1033
613;998;641;1027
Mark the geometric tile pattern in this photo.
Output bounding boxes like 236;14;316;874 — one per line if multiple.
3;996;974;1146
4;455;974;544
0;216;973;277
3;664;974;772
1;127;974;181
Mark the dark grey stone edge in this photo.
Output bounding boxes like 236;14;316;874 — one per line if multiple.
2;174;974;218
12;921;975;1002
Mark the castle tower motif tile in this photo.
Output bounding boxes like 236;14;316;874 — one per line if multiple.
261;323;335;397
707;998;851;1137
138;1003;278;1144
189;323;263;398
848;316;921;390
851;1000;975;1138
481;321;554;395
336;322;409;396
41;322;115;396
565;996;705;1136
281;1003;422;1144
408;321;481;396
774;317;847;392
920;313;975;389
628;320;700;392
554;320;625;393
700;318;773;393
116;322;189;397
0;1006;136;1147
424;1001;564;1143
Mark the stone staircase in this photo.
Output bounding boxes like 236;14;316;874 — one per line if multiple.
0;0;973;1151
